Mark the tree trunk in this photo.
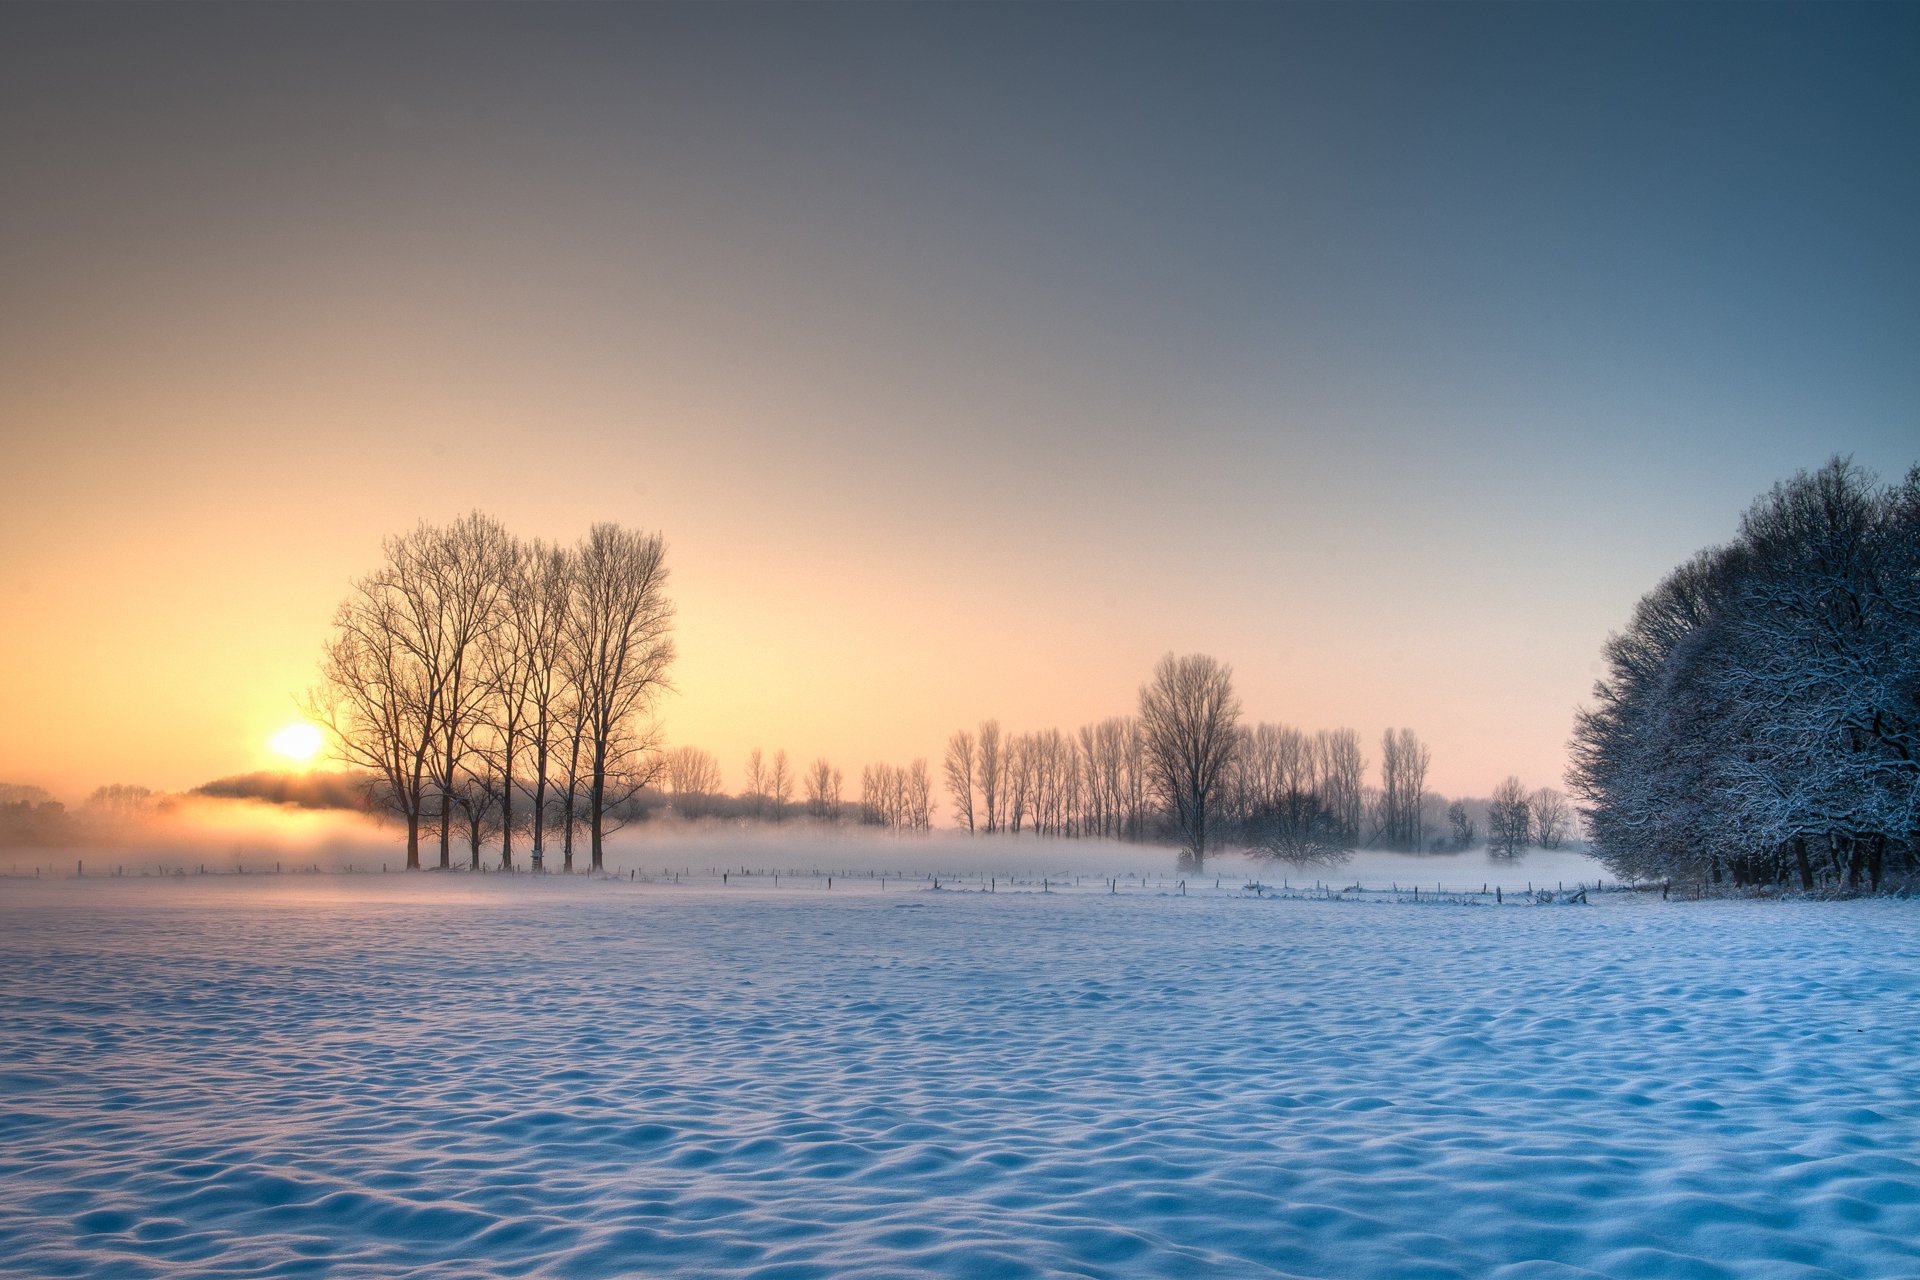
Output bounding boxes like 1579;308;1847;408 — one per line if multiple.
405;810;421;871
1794;836;1813;891
530;766;546;869
590;776;604;873
500;739;515;871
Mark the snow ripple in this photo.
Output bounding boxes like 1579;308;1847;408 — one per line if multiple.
0;881;1917;1277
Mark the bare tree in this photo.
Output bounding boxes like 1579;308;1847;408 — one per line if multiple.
1488;776;1532;859
1005;734;1034;834
769;749;793;821
944;729;977;833
554;682;591;871
474;537;537;869
804;758;843;821
905;759;933;831
664;745;722;818
1446;798;1477;851
744;748;767;819
977;719;1004;833
1316;728;1367;847
452;768;503;870
418;514;514;870
1138;652;1243;867
311;524;458;869
1529;787;1571;850
515;540;573;870
564;523;675;872
1376;727;1431;851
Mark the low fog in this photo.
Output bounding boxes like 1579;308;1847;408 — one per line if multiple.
0;788;1604;893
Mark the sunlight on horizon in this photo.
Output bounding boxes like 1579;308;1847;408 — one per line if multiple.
267;722;325;769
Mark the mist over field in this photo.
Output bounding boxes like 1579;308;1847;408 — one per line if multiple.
0;801;1608;891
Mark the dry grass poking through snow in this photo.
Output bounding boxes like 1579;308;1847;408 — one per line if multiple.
1;877;1916;1278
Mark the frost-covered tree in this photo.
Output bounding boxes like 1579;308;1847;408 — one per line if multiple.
1571;458;1920;891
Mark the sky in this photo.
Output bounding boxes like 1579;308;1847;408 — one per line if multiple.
1;1;1915;805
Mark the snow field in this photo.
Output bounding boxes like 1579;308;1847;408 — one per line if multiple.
0;877;1916;1278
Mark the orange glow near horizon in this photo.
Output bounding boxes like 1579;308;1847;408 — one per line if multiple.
0;5;1906;814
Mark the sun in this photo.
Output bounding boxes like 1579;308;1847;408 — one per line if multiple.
268;722;325;768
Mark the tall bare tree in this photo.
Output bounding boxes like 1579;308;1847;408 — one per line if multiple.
944;729;977;833
418;514;514;869
475;537;537;869
769;749;793;821
310;523;464;869
1376;727;1431;851
564;523;675;872
976;719;1004;833
1138;652;1243;866
514;540;573;870
744;749;767;819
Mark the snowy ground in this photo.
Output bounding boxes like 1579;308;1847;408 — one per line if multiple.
2;873;1917;1278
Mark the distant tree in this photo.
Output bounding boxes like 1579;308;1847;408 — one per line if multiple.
1138;652;1243;867
1446;798;1477;851
944;729;977;833
663;746;723;818
1376;727;1431;851
743;749;767;819
1529;788;1571;850
976;719;1004;833
83;784;157;822
804;757;843;821
769;749;793;821
1005;734;1034;834
1316;728;1367;847
1488;776;1531;858
905;759;933;831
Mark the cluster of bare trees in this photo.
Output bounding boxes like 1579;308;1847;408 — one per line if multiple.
932;658;1465;869
862;760;932;831
1572;459;1920;892
661;746;724;818
311;514;674;872
1221;725;1367;862
943;719;1155;841
1375;728;1432;852
1443;783;1571;856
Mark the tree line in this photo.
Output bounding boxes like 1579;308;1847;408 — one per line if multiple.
298;517;1583;874
1571;458;1919;893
